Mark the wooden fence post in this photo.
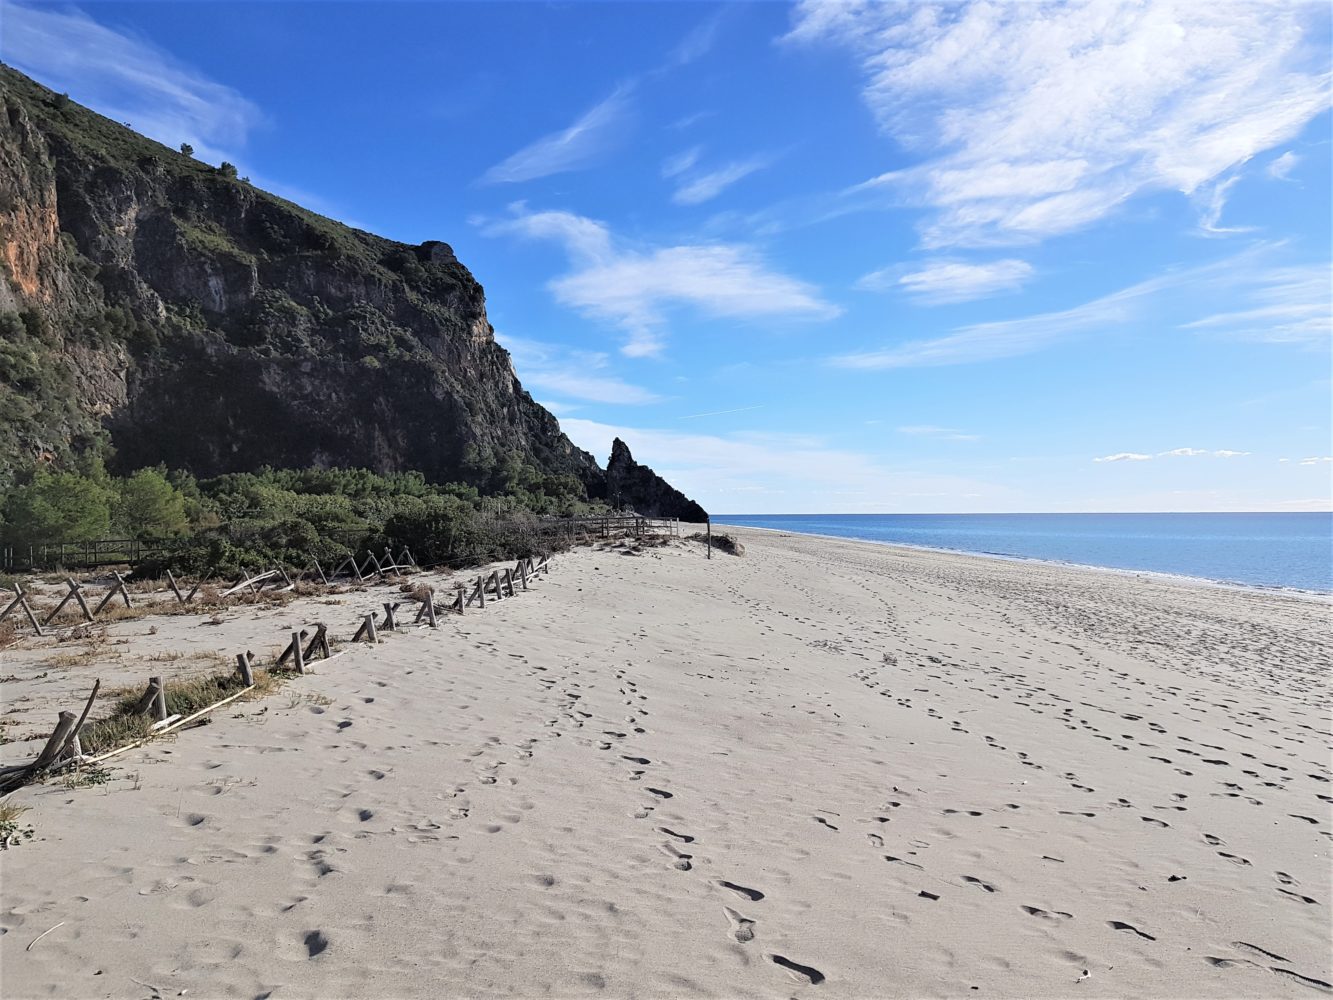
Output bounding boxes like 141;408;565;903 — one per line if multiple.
1;584;45;636
518;561;529;590
43;578;94;626
150;676;167;722
291;631;307;675
352;613;378;644
236;652;255;686
417;590;438;627
30;711;79;773
166;570;186;605
382;602;399;631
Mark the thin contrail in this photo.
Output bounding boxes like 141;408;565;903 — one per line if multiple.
678;405;764;420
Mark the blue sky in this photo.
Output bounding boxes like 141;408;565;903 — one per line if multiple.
5;0;1331;513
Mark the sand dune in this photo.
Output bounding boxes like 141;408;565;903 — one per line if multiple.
2;530;1329;998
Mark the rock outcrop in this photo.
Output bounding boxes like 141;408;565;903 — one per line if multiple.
0;66;638;497
604;438;707;522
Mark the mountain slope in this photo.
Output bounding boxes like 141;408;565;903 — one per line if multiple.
0;65;615;499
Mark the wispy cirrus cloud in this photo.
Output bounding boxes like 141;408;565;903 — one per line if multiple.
481;205;839;357
672;156;771;206
858;258;1033;304
1268;151;1302;181
784;1;1331;246
482;10;726;186
832;261;1178;370
495;334;662;405
831;246;1321;371
480;85;634;185
1182;264;1332;347
3;1;262;163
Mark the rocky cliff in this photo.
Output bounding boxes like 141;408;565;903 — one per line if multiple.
0;65;654;503
605;438;707;522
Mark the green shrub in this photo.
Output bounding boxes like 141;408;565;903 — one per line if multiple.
1;471;114;546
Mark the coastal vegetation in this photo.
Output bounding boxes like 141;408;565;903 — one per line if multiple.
0;459;609;577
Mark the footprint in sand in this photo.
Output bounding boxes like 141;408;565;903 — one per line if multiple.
768;954;825;985
723;906;756;943
717;880;765;902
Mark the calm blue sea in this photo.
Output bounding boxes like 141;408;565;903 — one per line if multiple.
713;513;1333;593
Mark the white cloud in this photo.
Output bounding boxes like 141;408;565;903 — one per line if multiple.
672;156;770;205
4;2;262;164
1182;264;1332;347
496;334;662;405
1299;456;1333;466
785;1;1331;247
480;86;633;184
1094;453;1153;463
832;246;1320;370
662;147;702;178
1196;174;1251;235
1267;150;1302;180
559;417;1007;514
1097;448;1252;463
832;262;1174;369
483;206;839;356
859;258;1033;303
897;425;980;442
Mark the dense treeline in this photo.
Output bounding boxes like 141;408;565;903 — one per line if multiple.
0;456;609;576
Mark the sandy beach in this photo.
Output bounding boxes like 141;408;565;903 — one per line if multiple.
1;528;1330;999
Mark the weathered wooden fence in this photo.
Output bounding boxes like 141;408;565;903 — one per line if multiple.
0;553;553;796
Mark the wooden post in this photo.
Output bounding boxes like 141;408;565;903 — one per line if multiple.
302;624;328;662
518;561;529;590
166;570;186;605
113;571;132;608
454;583;465;614
150;675;167;722
706;518;712;560
276;630;308;668
476;576;486;609
489;570;503;600
310;556;329;586
236;652;255;686
43;578;94;626
423;590;437;627
184;575;209;603
291;631;307;675
382;602;399;631
30;711;79;772
352;612;378;644
503;568;516;598
1;584;45;636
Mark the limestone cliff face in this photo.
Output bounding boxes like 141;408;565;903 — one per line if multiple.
0;66;609;491
605;438;707;521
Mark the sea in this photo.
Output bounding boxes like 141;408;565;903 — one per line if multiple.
713;513;1333;594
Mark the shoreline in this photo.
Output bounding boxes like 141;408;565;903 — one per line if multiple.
713;519;1333;602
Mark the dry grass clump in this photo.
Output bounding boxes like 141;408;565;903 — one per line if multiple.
80;666;282;756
